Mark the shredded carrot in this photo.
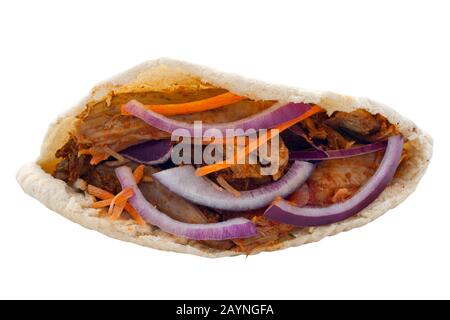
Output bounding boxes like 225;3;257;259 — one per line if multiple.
122;92;245;116
108;187;134;216
110;199;128;221
87;184;145;226
91;198;113;208
124;203;146;226
133;165;145;183
195;105;324;176
79;148;109;165
80;146;124;165
87;184;114;199
90;153;108;165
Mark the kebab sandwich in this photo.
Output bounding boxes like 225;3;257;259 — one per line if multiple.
17;58;432;257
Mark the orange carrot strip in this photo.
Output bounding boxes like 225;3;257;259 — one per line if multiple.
122;92;245;116
87;185;114;200
116;187;134;203
79;148;109;165
133;165;145;184
110;199;128;221
145;92;244;116
87;184;145;225
124;204;146;226
107;187;134;216
196;131;277;176
195;105;324;176
90;153;108;165
91;199;113;208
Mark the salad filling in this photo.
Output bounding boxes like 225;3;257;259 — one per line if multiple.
49;87;407;254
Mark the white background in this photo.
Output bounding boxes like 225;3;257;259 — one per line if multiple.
0;0;448;299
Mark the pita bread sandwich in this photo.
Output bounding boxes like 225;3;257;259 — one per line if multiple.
17;58;433;257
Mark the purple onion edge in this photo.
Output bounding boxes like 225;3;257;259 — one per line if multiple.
114;166;257;240
264;136;403;226
290;140;388;161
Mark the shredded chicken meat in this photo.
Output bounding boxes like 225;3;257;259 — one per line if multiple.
306;151;383;206
232;216;295;253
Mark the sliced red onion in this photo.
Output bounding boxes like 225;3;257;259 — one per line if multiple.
290;140;387;161
115;166;257;240
153;161;314;211
123;100;311;137
264;135;403;226
120;139;172;165
289;125;329;156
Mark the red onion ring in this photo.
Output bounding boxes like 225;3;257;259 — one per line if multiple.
264;135;403;226
115;166;257;240
153;161;315;211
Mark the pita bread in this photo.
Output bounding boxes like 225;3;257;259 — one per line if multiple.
16;58;433;257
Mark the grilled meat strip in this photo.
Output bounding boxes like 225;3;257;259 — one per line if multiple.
54;139;91;184
324;109;399;143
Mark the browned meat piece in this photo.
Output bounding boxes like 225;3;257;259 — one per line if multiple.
302;118;327;140
82;164;122;194
288;183;310;206
306;151;383;206
201;239;236;251
297;110;397;149
325;109;381;136
323;125;355;149
220;208;265;221
366;114;399;142
227;164;269;180
138;166;210;224
53;139;91;183
214;173;273;191
326;111;399;143
300;114;355;150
